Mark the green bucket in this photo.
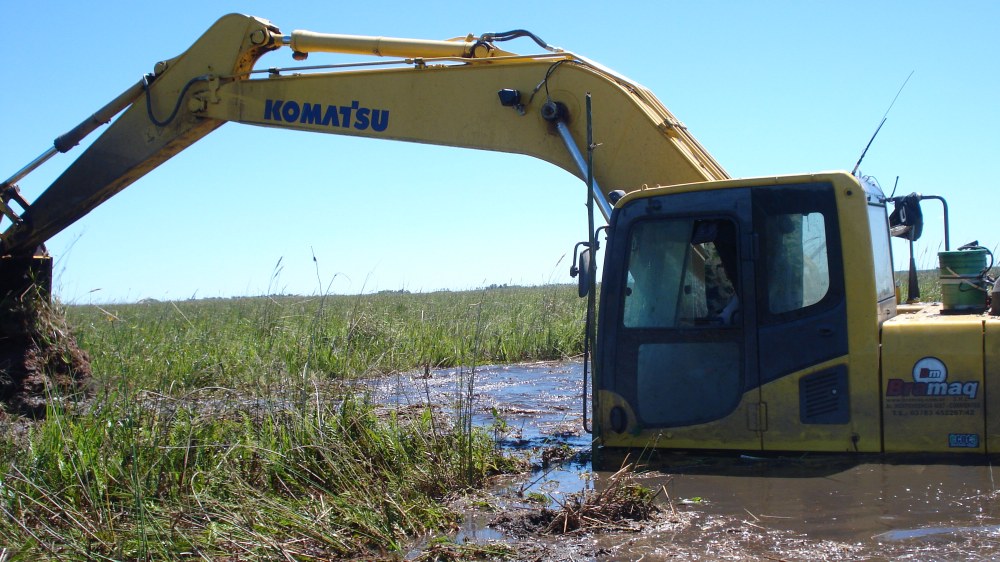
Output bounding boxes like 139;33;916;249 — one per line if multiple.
939;249;989;313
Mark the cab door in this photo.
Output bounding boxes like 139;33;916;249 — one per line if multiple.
751;183;851;451
597;187;762;450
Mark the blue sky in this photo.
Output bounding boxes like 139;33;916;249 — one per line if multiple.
3;1;998;303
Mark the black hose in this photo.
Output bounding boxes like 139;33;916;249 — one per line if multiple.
144;74;210;128
480;29;553;51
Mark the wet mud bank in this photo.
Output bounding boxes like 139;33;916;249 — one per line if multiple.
370;361;1000;560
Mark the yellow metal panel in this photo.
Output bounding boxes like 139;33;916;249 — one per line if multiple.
760;359;881;453
881;313;985;453
206;58;727;197
985;319;1000;453
596;389;761;451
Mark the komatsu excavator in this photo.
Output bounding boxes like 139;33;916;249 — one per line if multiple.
2;14;998;455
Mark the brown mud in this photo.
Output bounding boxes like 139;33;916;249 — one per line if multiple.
370;361;1000;561
0;300;92;417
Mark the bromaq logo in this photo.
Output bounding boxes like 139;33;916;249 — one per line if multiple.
885;357;979;399
913;357;947;383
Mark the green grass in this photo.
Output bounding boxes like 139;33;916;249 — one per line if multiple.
69;285;585;386
0;285;586;559
895;269;943;303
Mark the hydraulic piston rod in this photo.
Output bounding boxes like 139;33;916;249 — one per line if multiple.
1;78;148;193
284;30;516;59
552;120;612;221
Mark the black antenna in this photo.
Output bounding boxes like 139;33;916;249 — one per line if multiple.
852;70;914;176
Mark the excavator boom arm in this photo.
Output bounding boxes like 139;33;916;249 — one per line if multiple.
1;14;727;257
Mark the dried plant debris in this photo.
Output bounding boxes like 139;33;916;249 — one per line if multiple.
538;443;577;469
493;463;667;536
410;538;516;562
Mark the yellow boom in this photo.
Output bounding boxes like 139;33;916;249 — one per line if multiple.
0;14;726;256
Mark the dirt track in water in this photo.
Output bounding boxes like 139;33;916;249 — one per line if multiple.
369;361;1000;561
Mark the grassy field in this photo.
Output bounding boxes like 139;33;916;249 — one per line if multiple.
895;270;942;303
0;285;586;560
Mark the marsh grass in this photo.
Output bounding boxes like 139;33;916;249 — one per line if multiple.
67;286;583;388
0;285;584;559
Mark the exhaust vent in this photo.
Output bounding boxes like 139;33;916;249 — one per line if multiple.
799;366;849;424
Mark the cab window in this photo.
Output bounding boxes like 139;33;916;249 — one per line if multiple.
621;216;744;426
754;185;842;322
623;218;739;328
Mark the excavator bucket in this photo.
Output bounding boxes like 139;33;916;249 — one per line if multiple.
0;253;91;417
0;254;52;304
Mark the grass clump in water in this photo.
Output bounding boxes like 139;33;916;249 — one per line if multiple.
491;463;663;537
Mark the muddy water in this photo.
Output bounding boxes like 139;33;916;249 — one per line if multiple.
369;362;1000;560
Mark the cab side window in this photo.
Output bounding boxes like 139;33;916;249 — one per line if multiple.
754;186;842;322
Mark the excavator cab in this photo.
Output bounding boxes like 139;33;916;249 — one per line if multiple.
595;174;860;452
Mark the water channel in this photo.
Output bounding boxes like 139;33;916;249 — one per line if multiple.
369;361;1000;560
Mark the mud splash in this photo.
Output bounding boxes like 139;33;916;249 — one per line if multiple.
369;362;1000;560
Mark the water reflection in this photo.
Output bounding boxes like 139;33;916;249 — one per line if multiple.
371;361;1000;559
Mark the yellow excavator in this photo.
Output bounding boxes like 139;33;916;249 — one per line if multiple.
2;14;997;455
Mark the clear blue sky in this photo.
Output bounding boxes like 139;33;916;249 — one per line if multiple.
3;1;998;303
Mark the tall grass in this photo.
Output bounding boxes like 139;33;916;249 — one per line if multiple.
0;285;585;559
67;286;584;388
1;391;509;558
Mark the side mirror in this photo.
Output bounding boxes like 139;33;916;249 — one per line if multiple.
888;193;924;241
570;241;593;298
577;248;592;298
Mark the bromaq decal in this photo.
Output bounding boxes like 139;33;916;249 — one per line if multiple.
884;356;982;419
